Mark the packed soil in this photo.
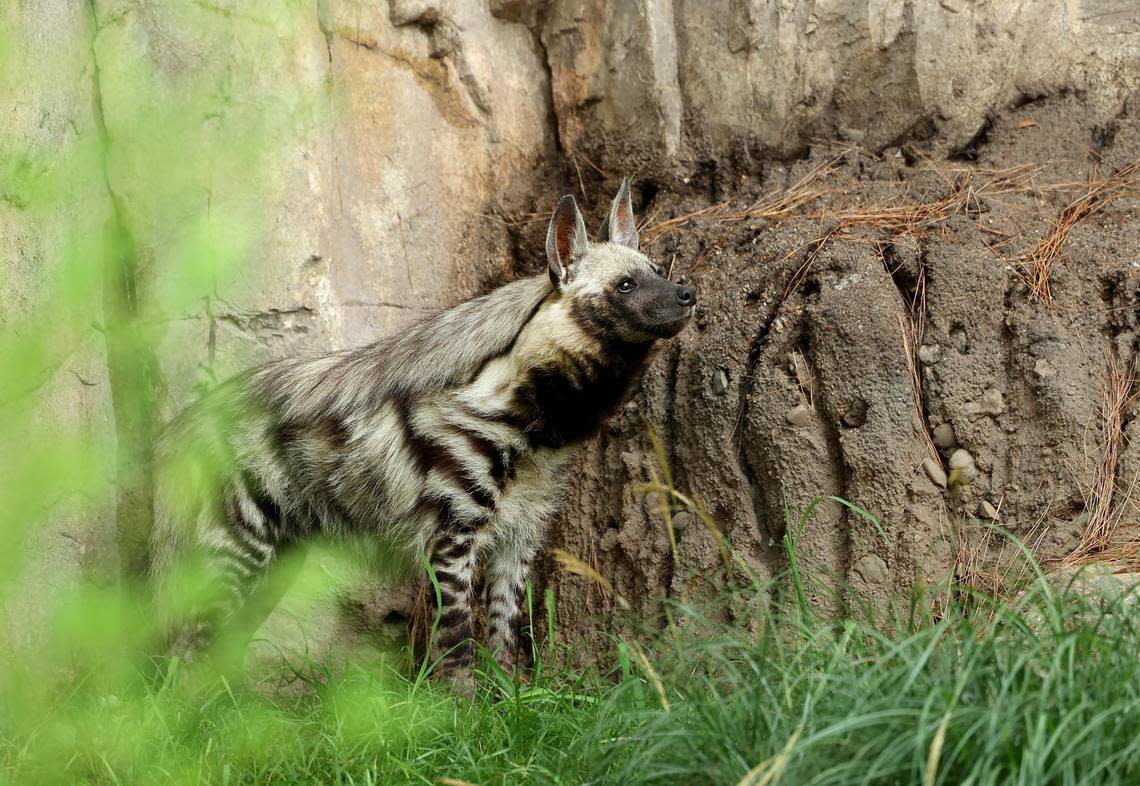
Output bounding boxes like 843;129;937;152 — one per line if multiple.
517;92;1140;645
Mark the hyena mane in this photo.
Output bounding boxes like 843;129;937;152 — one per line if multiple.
151;179;697;690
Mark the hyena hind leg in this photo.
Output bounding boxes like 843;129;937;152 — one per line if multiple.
162;521;296;669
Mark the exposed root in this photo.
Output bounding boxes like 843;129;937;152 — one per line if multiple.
1022;161;1140;305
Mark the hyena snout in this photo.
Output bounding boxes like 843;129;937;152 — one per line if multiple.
675;285;696;307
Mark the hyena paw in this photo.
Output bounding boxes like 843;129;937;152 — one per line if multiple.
494;654;531;684
443;666;476;700
167;621;211;662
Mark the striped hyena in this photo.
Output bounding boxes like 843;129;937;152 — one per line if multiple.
151;180;697;689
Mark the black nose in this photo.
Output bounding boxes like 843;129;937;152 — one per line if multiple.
676;286;696;306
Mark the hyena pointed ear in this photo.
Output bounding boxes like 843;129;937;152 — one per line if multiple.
600;177;638;251
545;194;589;285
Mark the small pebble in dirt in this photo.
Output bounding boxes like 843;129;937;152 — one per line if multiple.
932;422;957;449
918;344;942;365
711;368;729;395
644;492;660;512
948;448;978;479
852;554;889;585
671;511;693;533
979;500;999;520
964;388;1005;419
786;403;812;427
1034;358;1056;378
922;457;948;489
599;528;620;551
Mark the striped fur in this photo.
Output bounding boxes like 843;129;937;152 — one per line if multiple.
151;181;696;688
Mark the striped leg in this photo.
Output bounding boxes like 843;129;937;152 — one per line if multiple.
486;543;537;677
428;529;479;692
167;473;286;662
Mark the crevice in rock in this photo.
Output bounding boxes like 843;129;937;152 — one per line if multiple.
797;316;853;578
86;0;162;579
662;341;683;492
879;117;938;157
1011;90;1052;110
315;0;334;63
530;9;565;158
731;270;825;579
1092;123;1118;155
949;116;993;162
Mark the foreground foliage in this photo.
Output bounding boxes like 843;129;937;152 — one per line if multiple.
3;562;1140;786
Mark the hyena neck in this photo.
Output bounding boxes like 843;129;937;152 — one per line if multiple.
493;297;655;449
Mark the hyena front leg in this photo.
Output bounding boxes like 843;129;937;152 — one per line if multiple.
485;541;538;678
427;526;480;691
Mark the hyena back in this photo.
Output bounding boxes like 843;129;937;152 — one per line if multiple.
151;180;697;687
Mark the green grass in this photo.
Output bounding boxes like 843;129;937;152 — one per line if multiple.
4;553;1140;786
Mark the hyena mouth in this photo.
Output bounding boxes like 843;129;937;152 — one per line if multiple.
652;310;694;338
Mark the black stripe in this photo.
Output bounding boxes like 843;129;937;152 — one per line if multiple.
451;424;511;488
437;607;468;628
224;487;277;560
241;469;283;530
457;400;531;433
434;496;478;537
439;587;464;607
433;538;473;561
461;288;550;386
505;328;653;449
434;568;469;592
437;623;474;649
216;497;265;567
442;648;474;668
397;399;497;510
454;405;526;485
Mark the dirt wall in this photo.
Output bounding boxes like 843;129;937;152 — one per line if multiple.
546;93;1140;642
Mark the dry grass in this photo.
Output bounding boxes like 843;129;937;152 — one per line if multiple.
790;349;814;410
641;157;839;243
898;312;940;467
802;164;1039;231
953;507;1050;608
550;548;630;610
780;165;1039;299
1067;350;1137;563
1021;161;1140;304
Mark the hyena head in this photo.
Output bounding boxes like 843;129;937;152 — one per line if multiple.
545;179;697;345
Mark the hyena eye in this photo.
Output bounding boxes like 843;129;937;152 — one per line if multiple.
617;278;636;294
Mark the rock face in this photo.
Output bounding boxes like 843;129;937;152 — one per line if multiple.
4;0;1140;659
